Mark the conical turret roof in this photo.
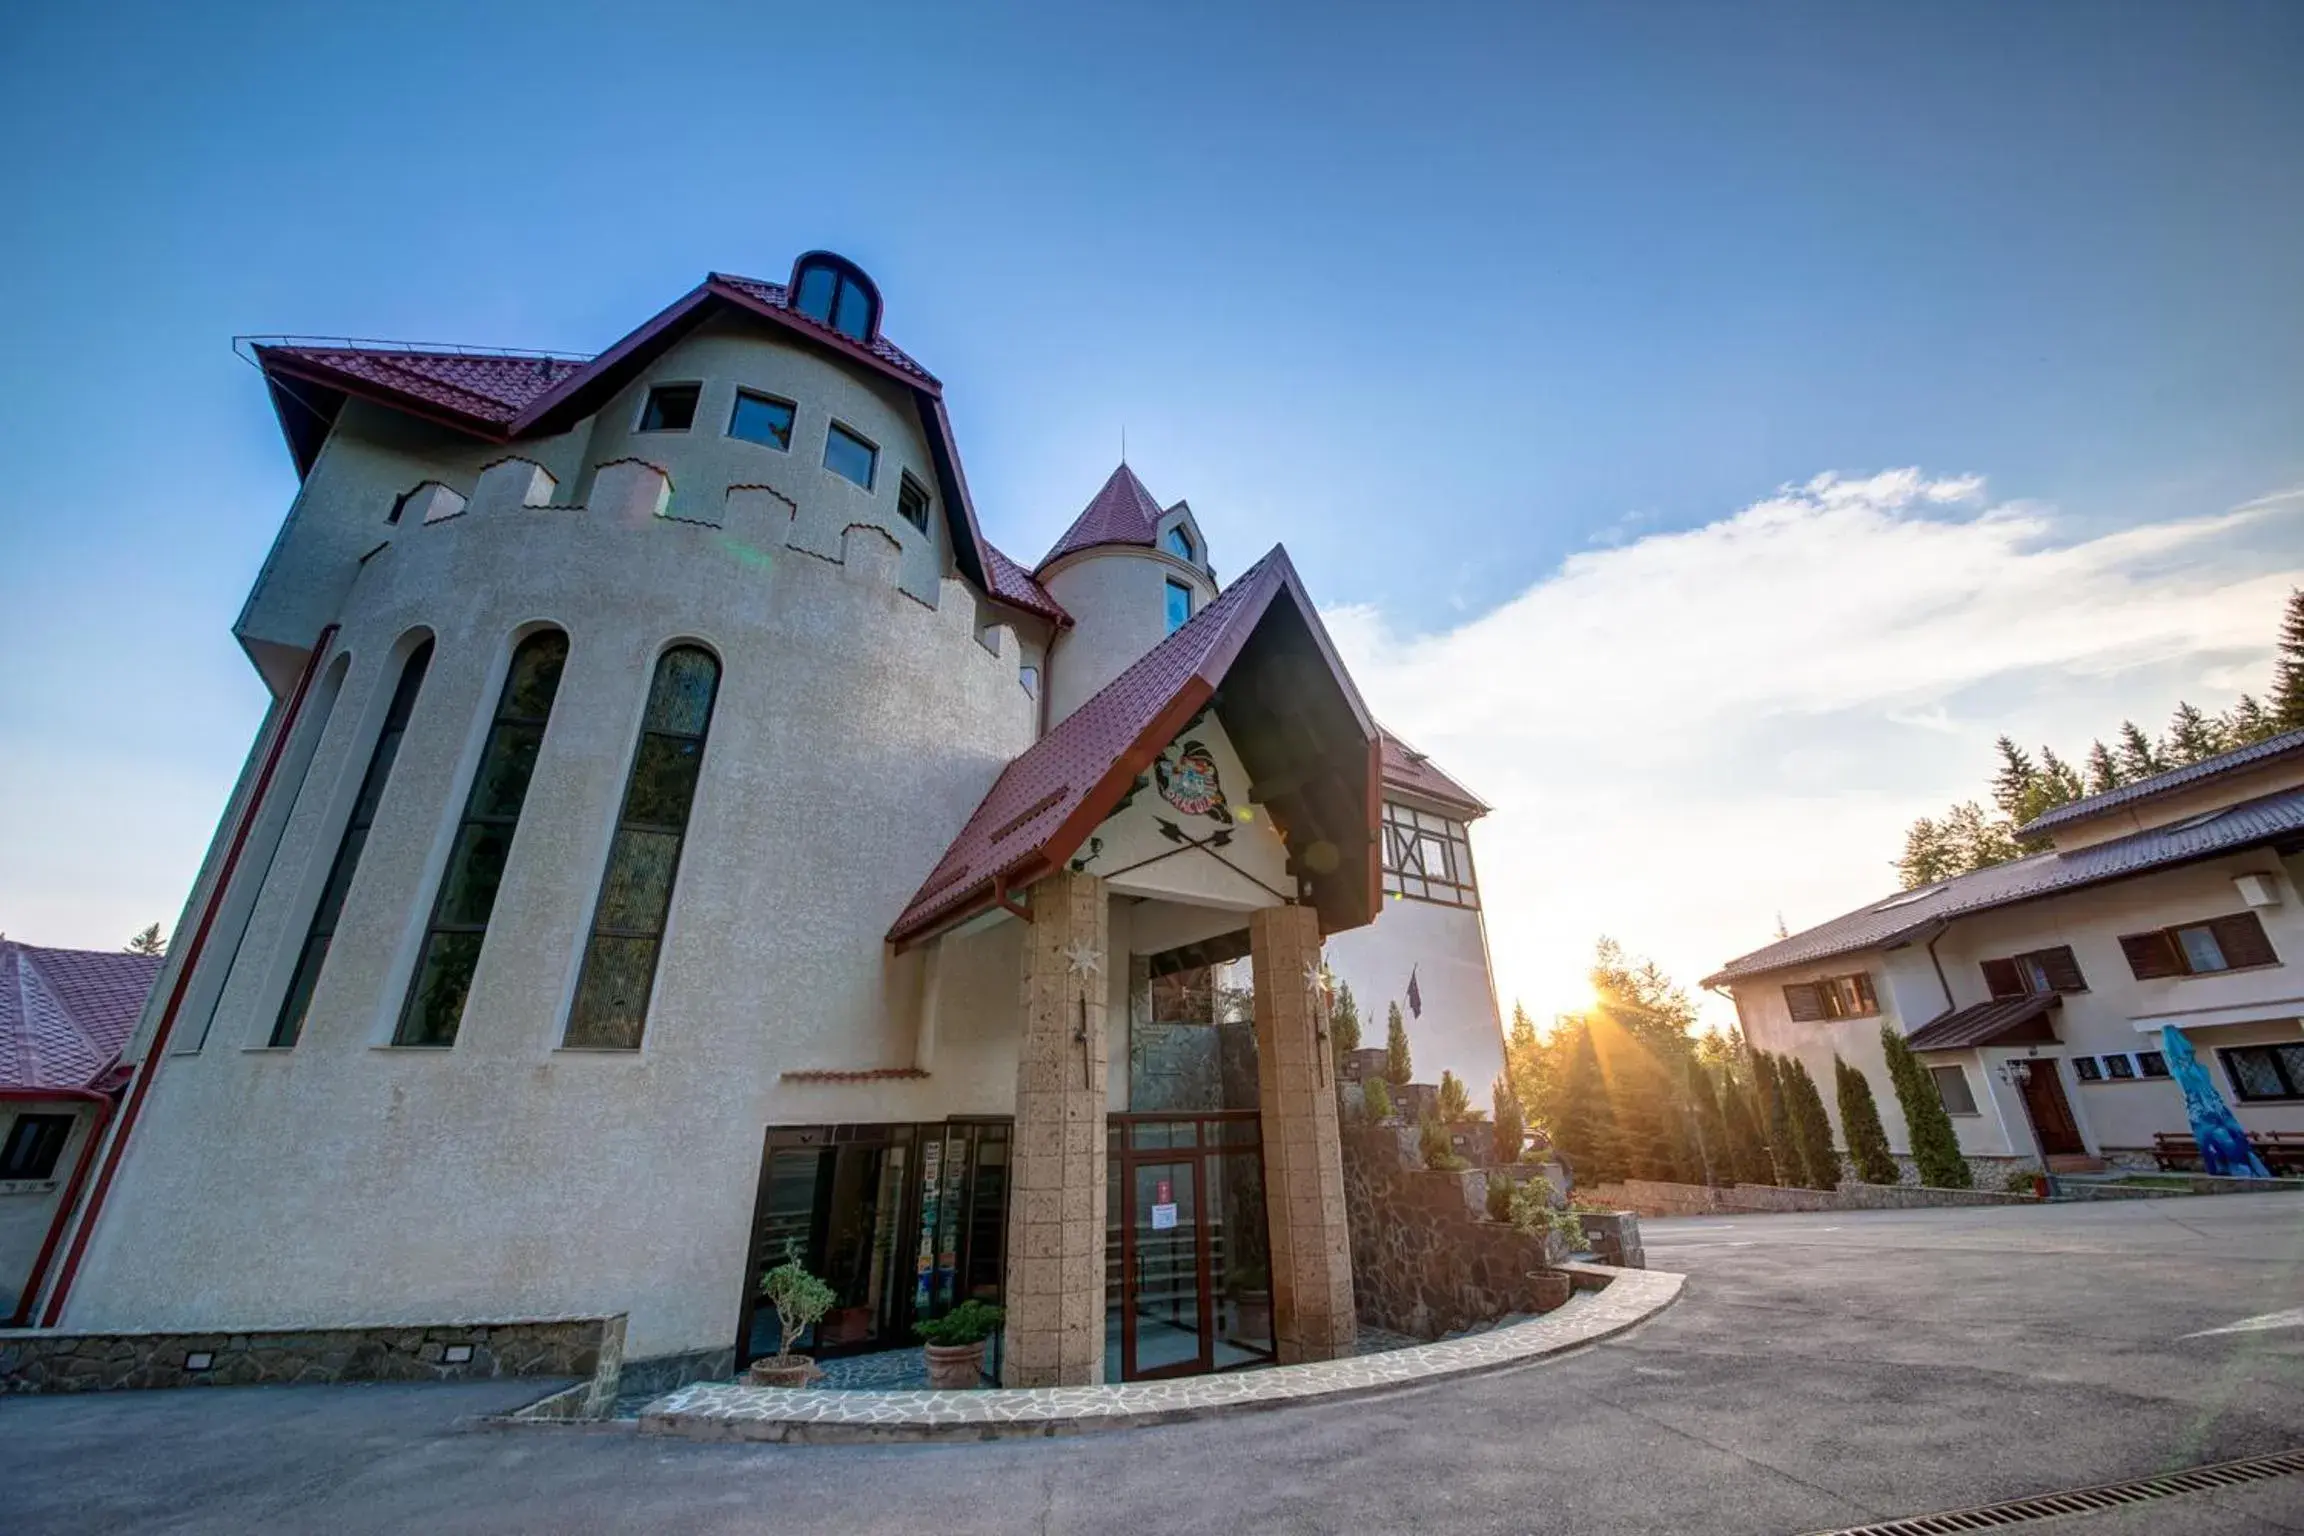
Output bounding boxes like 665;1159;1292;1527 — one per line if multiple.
1037;463;1168;572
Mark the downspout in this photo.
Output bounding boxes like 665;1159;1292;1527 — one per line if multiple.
38;624;338;1327
1920;921;1955;1018
5;1088;114;1328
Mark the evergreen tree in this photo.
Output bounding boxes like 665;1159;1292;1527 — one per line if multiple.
1504;1002;1543;1111
1989;737;2039;821
124;923;166;957
1881;1024;1971;1188
1720;1072;1773;1185
1685;1056;1732;1187
2276;587;2304;733
1896;817;1953;890
1329;978;1361;1067
1437;1069;1473;1122
2115;720;2164;781
1753;1050;1798;1186
1833;1056;1898;1184
1384;1002;1412;1086
1361;1075;1393;1123
1491;1076;1526;1165
2033;746;2084;813
1545;1022;1624;1186
1782;1057;1842;1190
2222;694;2276;747
2162;702;2227;766
2083;740;2121;794
1942;800;2019;872
1611;1050;1687;1184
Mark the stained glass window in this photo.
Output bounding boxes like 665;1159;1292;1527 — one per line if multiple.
274;643;432;1046
394;631;567;1046
565;645;721;1048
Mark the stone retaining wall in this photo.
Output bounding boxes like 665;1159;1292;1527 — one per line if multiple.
0;1314;625;1415
1342;1125;1571;1340
1586;1178;2039;1217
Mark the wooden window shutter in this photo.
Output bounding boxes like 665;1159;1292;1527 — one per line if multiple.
2033;946;2087;994
2209;912;2278;970
1783;982;1826;1022
1980;958;2025;999
1850;973;1878;1014
2119;930;2185;980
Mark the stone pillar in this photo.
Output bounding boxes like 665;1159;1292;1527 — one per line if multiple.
1001;870;1109;1386
1250;903;1357;1362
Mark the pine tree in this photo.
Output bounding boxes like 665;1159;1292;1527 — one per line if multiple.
1753;1050;1798;1186
1782;1057;1842;1190
1685;1056;1732;1187
1361;1075;1393;1123
1491;1076;1526;1165
2275;588;2304;733
1545;1022;1624;1186
1329;978;1361;1067
1881;1024;1972;1188
1989;737;2039;821
125;923;166;957
1384;1002;1412;1086
1437;1069;1472;1122
1833;1056;1898;1184
1941;800;2020;874
2115;720;2164;781
1897;817;1953;890
2222;694;2276;747
1720;1073;1773;1185
2033;747;2085;814
1504;1002;1542;1111
2162;702;2226;766
2083;740;2121;795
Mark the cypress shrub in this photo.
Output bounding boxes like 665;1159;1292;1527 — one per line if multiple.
1882;1024;1972;1188
1546;1023;1626;1186
1753;1050;1796;1186
1362;1075;1393;1123
1491;1076;1526;1165
1385;1003;1413;1086
1437;1069;1473;1122
1720;1071;1773;1185
1833;1055;1899;1184
1420;1114;1468;1171
1782;1057;1842;1190
1685;1056;1732;1186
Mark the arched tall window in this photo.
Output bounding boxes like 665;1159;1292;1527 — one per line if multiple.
272;642;433;1046
395;630;568;1047
564;646;721;1049
790;254;879;342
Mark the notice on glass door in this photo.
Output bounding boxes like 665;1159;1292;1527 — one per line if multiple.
1150;1203;1178;1230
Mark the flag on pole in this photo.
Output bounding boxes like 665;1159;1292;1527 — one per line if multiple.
1406;966;1422;1019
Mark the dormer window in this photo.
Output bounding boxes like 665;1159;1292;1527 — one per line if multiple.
791;253;879;342
1165;526;1195;562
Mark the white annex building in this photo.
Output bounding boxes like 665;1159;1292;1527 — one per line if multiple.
28;252;1506;1390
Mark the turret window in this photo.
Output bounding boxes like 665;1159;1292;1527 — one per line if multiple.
898;473;932;533
639;384;700;432
1166;526;1195;561
728;390;795;450
1165;578;1193;633
273;642;433;1047
825;421;878;489
395;631;568;1047
566;646;721;1050
792;256;879;342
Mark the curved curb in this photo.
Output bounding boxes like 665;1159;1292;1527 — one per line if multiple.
637;1264;1683;1445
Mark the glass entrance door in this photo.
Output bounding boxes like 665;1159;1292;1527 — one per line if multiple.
1107;1112;1275;1381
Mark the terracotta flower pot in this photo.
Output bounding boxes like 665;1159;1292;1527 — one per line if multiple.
923;1340;988;1389
745;1354;823;1388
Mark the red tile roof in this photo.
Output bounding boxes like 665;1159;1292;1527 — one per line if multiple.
1037;463;1170;571
2019;726;2304;836
1;940;161;1096
255;347;582;433
981;543;1071;625
891;546;1370;943
712;273;937;385
1902;993;2062;1053
1379;729;1488;817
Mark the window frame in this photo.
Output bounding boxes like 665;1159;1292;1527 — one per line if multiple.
897;473;933;534
791;256;881;342
1165;525;1196;562
0;1113;75;1181
1782;971;1878;1023
2119;911;2279;980
2136;1049;2169;1079
727;389;796;451
823;420;879;490
1928;1064;1979;1116
2072;1056;2103;1082
2218;1043;2304;1102
1164;577;1194;634
1981;945;2087;999
637;382;702;434
1379;801;1481;909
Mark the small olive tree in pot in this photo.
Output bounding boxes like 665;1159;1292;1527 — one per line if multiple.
750;1242;835;1387
916;1300;1005;1389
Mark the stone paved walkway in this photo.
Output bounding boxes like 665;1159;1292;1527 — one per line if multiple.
638;1264;1679;1442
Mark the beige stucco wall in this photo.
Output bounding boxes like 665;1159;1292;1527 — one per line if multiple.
2044;755;2304;852
1040;546;1217;726
66;411;1040;1358
1734;848;2304;1162
1324;875;1507;1101
0;1100;99;1318
1081;717;1291;912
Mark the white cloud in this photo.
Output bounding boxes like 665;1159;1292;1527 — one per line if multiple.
1324;471;2302;1027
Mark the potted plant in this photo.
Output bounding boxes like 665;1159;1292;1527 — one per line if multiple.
915;1299;1004;1389
1226;1258;1272;1342
748;1242;834;1387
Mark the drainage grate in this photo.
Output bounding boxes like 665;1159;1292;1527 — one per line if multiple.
1804;1448;2304;1535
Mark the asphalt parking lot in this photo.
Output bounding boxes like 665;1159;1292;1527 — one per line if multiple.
3;1193;2299;1534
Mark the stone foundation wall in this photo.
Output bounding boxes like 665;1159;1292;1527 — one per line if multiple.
1586;1179;2039;1217
0;1314;625;1415
1342;1125;1570;1340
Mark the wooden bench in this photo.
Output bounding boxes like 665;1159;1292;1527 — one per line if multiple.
2153;1130;2304;1177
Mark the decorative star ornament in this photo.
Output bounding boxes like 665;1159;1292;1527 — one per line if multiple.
1303;960;1331;1011
1062;941;1103;980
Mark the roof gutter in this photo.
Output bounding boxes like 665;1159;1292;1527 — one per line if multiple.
36;624;338;1327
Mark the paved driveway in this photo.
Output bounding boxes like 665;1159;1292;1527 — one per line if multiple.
3;1194;2300;1534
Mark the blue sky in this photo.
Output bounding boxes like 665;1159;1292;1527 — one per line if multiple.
3;2;2300;1013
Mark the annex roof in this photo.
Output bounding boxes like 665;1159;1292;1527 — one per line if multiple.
1705;784;2304;987
246;263;1065;627
1379;729;1489;818
890;546;1381;944
1037;463;1170;571
0;940;162;1096
1903;992;2062;1053
2019;727;2304;836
